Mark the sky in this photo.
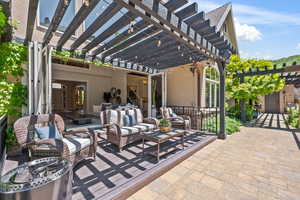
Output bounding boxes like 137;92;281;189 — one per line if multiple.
188;0;300;60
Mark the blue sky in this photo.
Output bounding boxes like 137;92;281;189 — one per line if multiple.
189;0;300;60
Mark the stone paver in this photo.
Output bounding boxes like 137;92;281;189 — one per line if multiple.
129;123;300;200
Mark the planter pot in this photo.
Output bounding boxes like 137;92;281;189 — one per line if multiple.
159;126;171;132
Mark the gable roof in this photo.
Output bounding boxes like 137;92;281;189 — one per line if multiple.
205;3;232;31
205;3;239;53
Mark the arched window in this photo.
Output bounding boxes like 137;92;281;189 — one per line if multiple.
205;66;220;107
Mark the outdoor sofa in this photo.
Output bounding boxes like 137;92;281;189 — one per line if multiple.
14;114;97;165
160;107;191;130
100;108;159;151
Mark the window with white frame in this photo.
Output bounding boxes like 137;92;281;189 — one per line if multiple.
39;0;75;32
205;66;220;107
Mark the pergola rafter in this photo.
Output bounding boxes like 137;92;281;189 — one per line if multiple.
57;0;101;50
43;0;72;45
25;0;39;42
22;0;236;138
70;2;122;51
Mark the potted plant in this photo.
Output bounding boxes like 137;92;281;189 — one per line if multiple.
159;119;172;132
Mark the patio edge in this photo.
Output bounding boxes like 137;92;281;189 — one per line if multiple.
99;134;217;200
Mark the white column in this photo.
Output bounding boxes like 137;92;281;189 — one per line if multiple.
148;75;152;117
28;42;34;115
45;46;53;114
164;72;167;106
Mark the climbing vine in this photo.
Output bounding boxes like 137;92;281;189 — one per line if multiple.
0;6;27;150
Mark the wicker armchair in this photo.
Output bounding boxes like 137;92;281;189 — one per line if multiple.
13;114;97;166
160;107;191;130
100;108;159;151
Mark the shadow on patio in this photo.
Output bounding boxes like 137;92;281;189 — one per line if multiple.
246;113;300;150
72;131;216;200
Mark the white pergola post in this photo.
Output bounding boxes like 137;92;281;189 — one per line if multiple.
27;42;52;115
45;46;53;114
148;74;152;117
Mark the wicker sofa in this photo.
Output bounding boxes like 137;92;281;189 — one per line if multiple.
14;114;97;165
100;108;159;151
160;107;191;130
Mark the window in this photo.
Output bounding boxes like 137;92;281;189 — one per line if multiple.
205;67;220;107
39;0;75;32
223;23;227;33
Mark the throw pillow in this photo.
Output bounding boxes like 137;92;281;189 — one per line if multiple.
123;115;131;127
35;124;62;140
129;114;137;126
171;112;178;118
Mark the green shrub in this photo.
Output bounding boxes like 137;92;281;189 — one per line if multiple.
227;104;255;121
205;116;242;135
287;108;299;128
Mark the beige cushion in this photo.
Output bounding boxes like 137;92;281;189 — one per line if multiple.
62;137;91;154
133;123;156;131
120;127;140;136
135;109;143;123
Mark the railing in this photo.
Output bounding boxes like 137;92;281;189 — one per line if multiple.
168;106;220;134
0;115;7;174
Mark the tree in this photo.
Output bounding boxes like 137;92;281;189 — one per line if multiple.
226;55;285;101
226;55;285;120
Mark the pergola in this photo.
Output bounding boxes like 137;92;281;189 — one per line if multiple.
234;62;300;122
21;0;237;138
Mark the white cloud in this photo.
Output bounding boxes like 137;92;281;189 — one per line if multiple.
297;43;300;49
235;19;262;42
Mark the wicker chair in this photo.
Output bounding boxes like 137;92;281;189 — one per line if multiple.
160;107;191;130
13;114;97;166
100;108;159;151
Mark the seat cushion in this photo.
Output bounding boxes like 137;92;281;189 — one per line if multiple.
120;127;140;136
62;137;91;154
134;123;156;131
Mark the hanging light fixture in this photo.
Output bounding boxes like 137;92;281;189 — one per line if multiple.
177;45;181;51
181;53;184;57
157;40;161;47
189;57;192;61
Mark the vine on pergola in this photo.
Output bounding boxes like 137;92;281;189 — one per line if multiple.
226;55;285;102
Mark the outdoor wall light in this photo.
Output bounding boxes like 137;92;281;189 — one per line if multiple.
157;40;161;47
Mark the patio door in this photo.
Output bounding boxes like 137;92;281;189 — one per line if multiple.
148;72;167;117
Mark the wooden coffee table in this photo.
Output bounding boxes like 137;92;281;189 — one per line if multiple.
142;129;185;162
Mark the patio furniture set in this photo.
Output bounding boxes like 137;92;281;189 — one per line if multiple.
13;107;192;165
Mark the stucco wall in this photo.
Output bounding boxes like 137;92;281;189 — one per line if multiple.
52;64;128;113
166;67;196;106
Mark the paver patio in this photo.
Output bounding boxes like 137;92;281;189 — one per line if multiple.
129;114;300;200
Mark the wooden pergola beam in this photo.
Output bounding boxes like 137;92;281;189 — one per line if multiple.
175;3;197;19
106;3;199;61
83;11;136;52
25;0;39;42
184;12;205;26
115;0;220;59
235;65;300;78
114;34;175;61
91;20;149;56
70;2;122;50
57;0;101;50
43;0;72;45
91;0;183;57
101;26;160;60
164;0;189;12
